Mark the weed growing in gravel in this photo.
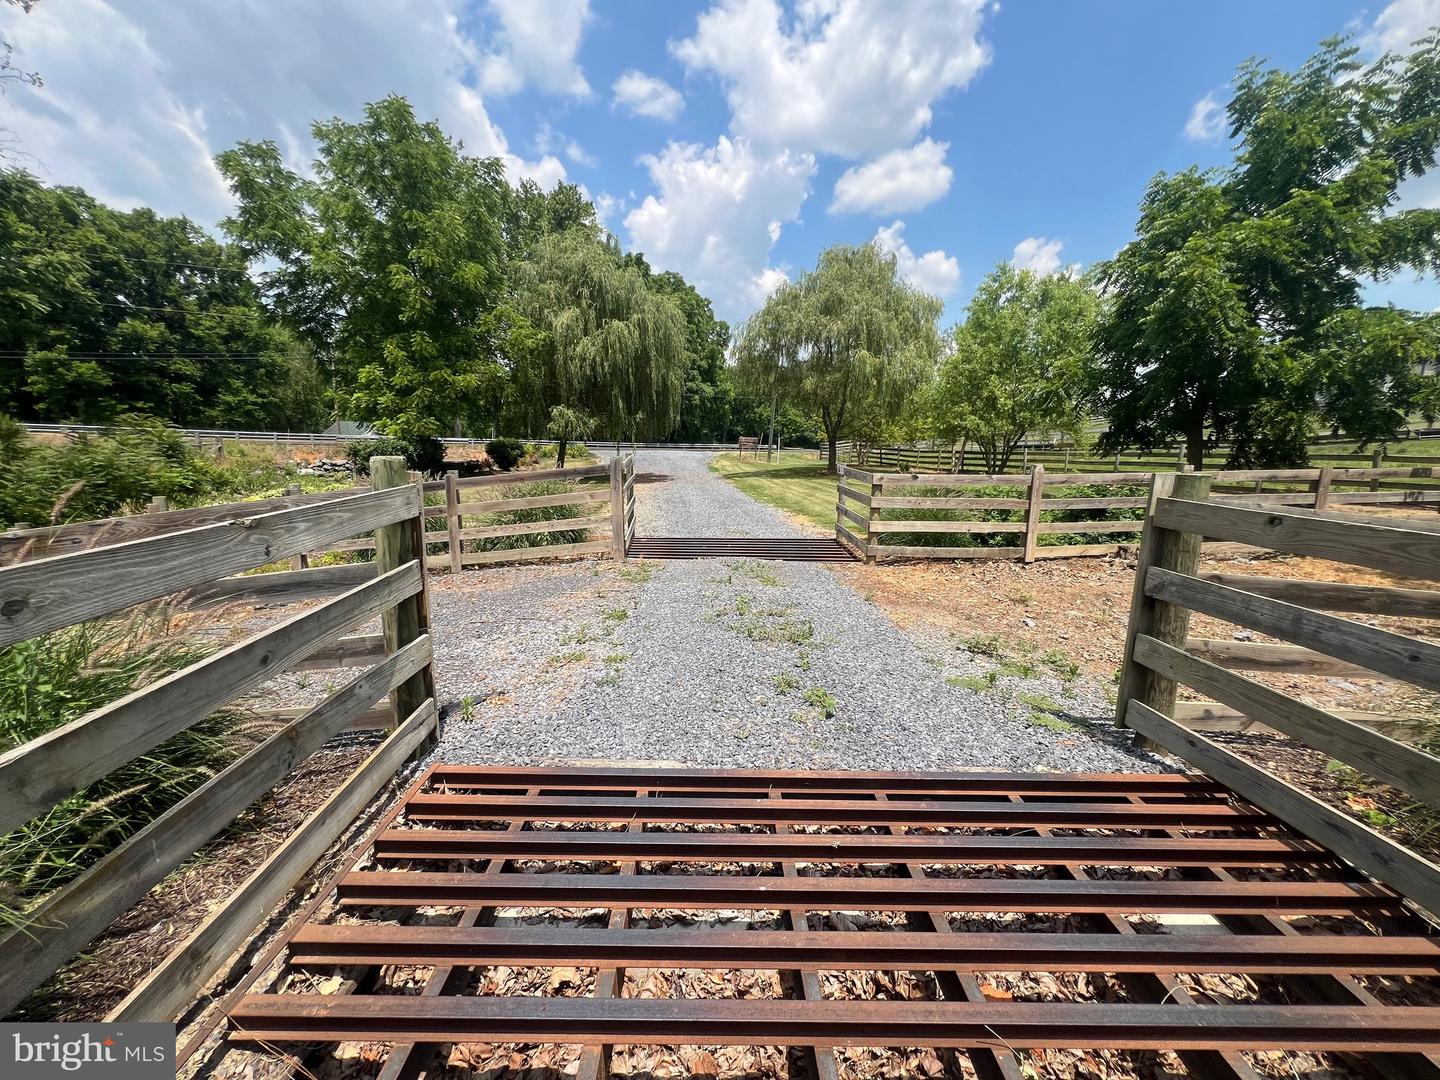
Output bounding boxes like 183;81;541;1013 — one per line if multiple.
604;652;627;665
602;608;629;622
740;612;814;644
596;671;620;687
617;562;660;584
1029;710;1079;734
570;624;602;644
772;672;801;694
1011;588;1034;605
946;673;998;692
731;560;782;587
803;687;838;717
997;658;1037;679
459;696;477;721
546;649;588;669
1017;692;1061;712
1041;648;1080;680
963;633;1006;658
796;648;812;671
734;595;753;616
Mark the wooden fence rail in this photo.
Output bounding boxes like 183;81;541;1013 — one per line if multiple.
836;462;1440;563
0;455;440;1020
1113;474;1440;920
2;457;637;575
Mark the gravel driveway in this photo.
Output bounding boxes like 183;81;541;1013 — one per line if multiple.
423;450;1161;773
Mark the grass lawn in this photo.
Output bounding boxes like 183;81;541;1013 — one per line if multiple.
709;450;838;531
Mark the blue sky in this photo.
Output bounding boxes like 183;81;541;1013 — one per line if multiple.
1;0;1435;326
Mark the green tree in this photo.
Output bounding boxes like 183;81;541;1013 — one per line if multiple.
216;95;510;439
735;242;942;473
0;170;316;428
931;263;1099;473
513;230;688;452
1093;34;1440;468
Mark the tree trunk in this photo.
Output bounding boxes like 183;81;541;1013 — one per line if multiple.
556;438;568;468
827;434;839;474
1185;406;1206;470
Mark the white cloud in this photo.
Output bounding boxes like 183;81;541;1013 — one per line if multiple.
831;138;952;215
672;0;991;158
612;70;685;121
624;136;815;320
1011;236;1064;276
0;0;565;227
535;123;595;167
479;0;591;97
1184;92;1227;143
1362;0;1440;53
873;220;960;298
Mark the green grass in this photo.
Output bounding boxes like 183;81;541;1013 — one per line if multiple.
709;452;837;530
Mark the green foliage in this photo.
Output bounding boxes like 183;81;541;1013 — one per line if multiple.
218;95;510;439
468;479;592;551
344;435;445;478
0;169;326;428
1093;34;1440;467
802;686;838;717
511;230;689;446
735;241;942;472
931;263;1099;472
0;603;267;919
0;415;219;527
542;404;596;467
484;438;524;471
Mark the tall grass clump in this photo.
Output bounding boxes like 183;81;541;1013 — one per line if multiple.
467;479;593;552
0;602;270;927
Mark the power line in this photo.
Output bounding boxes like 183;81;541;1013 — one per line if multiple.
91;301;269;320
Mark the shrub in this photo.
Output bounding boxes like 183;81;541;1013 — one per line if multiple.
345;435;446;478
0;602;269;923
467;479;593;552
484;437;525;471
0;415;218;527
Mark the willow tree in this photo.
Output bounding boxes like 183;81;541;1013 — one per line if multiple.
736;242;942;473
515;230;687;464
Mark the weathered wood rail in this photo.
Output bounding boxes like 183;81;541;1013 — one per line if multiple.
836;462;1440;562
1;455;638;577
1114;472;1440;919
0;456;440;1019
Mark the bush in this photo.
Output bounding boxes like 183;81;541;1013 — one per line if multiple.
345;435;446;478
0;415;218;527
467;479;593;552
485;437;525;471
0;602;269;922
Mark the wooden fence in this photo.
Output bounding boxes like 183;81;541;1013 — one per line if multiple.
2;456;638;574
836;462;1440;562
0;456;440;1019
1114;472;1440;919
840;439;1440;474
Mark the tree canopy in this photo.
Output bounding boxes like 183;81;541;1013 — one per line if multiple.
512;230;688;462
931;262;1099;473
0;169;324;430
735;242;942;472
1092;34;1440;467
217;95;511;439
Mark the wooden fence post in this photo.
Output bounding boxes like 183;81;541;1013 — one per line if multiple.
445;470;463;574
146;496;168;514
1313;465;1334;511
609;455;627;561
1022;464;1045;563
371;457;433;734
1371;446;1384;492
1115;471;1213;730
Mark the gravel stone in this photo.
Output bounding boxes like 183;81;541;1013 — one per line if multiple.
423;450;1164;773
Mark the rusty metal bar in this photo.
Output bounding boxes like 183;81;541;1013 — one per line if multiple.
372;829;1326;867
334;871;1400;915
226;997;1440;1052
401;792;1265;828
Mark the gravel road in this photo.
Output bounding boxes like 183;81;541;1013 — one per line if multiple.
423;450;1162;773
